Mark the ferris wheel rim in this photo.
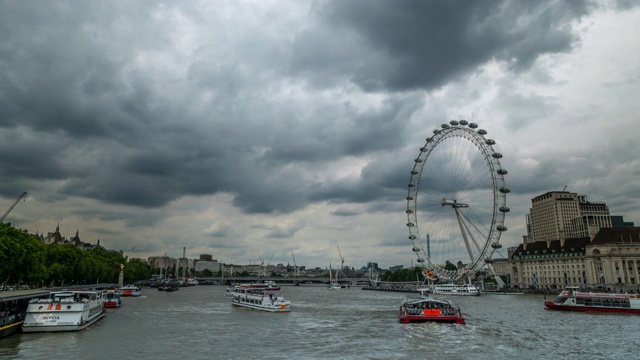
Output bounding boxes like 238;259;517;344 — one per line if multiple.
405;121;508;282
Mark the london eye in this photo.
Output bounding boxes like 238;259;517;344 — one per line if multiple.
405;120;509;283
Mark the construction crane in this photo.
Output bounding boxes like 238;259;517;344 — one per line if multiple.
337;245;345;277
291;251;298;278
1;192;27;223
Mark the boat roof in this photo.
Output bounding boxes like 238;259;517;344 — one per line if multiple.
402;297;454;306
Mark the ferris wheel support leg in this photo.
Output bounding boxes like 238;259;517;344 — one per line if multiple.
487;263;506;288
454;207;475;264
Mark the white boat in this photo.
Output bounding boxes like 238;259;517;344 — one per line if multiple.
22;290;106;333
185;278;199;286
328;265;342;290
328;245;347;289
120;285;141;297
544;286;640;314
228;284;291;312
433;283;480;296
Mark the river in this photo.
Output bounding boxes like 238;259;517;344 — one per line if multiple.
0;285;637;359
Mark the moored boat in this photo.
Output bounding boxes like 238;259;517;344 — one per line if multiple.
228;284;291;312
120;285;141;297
185;278;199;286
544;287;640;314
399;296;465;324
433;283;480;296
22;290;106;333
103;289;121;308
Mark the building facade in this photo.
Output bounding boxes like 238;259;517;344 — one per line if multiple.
511;190;638;291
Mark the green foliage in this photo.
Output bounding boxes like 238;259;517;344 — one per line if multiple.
380;267;423;282
444;261;458;271
200;269;213;276
0;223;150;288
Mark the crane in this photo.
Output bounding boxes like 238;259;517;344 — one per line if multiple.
291;251;298;277
1;192;27;223
337;245;345;277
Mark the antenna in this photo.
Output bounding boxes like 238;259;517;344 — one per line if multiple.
562;185;567;191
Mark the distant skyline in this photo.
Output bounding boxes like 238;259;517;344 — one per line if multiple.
1;1;639;269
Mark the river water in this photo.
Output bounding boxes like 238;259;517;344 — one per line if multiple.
0;285;637;360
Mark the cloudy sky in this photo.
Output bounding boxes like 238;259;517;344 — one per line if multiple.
1;0;639;269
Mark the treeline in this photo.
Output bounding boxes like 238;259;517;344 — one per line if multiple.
380;267;424;282
380;262;458;282
0;223;150;289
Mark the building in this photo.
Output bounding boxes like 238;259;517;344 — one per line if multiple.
38;224;107;251
194;258;221;274
148;256;177;276
527;191;612;244
510;190;639;290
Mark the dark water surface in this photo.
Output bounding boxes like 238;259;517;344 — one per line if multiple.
1;285;637;359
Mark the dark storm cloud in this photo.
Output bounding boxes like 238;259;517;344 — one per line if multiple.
292;0;595;91
0;0;424;216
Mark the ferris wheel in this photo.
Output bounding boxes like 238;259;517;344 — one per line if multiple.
405;120;509;283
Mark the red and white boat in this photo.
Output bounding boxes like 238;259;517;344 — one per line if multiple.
398;296;465;324
120;285;141;297
103;289;121;308
544;287;640;314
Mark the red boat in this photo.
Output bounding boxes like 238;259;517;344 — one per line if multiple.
103;289;121;308
398;296;465;324
544;287;640;314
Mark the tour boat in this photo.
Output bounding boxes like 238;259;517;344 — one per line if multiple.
544;287;640;314
228;284;291;312
103;289;121;308
398;296;465;324
432;283;480;296
120;285;141;297
22;290;106;333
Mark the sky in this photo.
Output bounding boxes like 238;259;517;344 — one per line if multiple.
1;0;639;270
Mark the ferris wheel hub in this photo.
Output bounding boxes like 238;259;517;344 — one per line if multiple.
441;199;469;208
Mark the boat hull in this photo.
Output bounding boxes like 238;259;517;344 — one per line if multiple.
104;302;120;308
544;301;640;315
231;301;290;312
22;309;105;333
399;315;465;324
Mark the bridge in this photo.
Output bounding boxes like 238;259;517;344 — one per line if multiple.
189;277;375;286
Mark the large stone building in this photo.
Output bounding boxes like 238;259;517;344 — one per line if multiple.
526;191;611;244
510;190;638;291
37;224;107;251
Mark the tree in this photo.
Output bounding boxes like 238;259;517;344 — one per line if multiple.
201;269;213;276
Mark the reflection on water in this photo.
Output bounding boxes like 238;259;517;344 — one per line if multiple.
1;286;639;359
